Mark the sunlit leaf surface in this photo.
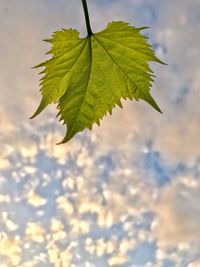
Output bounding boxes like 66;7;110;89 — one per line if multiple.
32;22;162;143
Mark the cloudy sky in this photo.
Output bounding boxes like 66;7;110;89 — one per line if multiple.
0;0;200;266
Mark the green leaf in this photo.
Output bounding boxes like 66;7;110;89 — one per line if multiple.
31;21;163;143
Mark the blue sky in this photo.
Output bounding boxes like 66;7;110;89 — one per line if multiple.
0;0;200;266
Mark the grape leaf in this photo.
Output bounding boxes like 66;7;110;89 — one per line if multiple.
31;21;163;143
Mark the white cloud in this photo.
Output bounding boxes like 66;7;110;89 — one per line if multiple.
0;194;10;203
25;222;45;244
26;191;47;207
152;176;200;247
0;157;11;170
56;196;74;215
0;232;22;266
154;114;200;164
1;212;19;231
188;261;200;267
108;254;128;266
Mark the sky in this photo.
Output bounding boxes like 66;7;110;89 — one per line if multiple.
0;0;200;266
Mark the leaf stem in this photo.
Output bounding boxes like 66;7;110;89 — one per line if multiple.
81;0;93;36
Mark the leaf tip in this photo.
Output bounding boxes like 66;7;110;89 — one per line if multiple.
57;135;72;145
43;38;52;43
30;99;48;119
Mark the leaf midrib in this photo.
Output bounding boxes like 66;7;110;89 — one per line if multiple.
63;36;93;141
